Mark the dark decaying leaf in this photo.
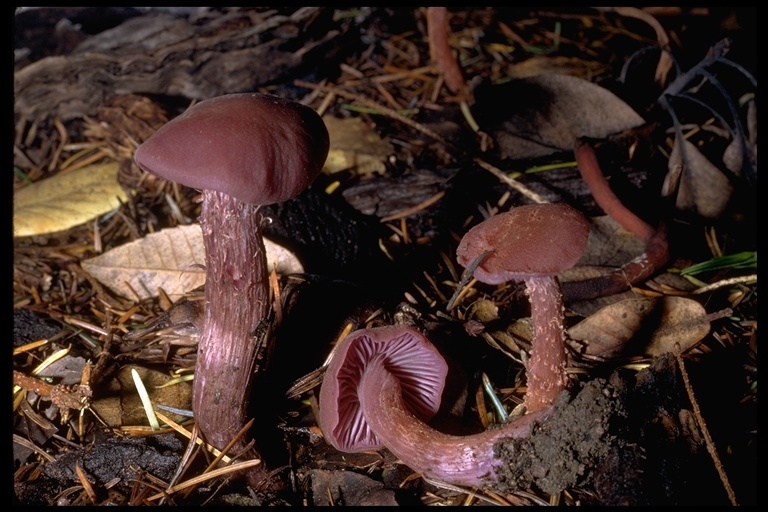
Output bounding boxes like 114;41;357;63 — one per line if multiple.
663;135;733;218
722;97;757;177
473;73;645;160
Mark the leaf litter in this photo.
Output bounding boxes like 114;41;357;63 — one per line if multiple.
13;7;756;506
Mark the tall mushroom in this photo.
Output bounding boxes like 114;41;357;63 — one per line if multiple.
318;325;552;487
456;203;590;413
134;93;329;487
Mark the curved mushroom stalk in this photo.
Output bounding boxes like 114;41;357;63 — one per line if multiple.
318;325;553;488
359;356;552;487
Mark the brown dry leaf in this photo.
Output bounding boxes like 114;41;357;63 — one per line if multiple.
13;161;129;238
567;296;711;359
723;97;757;177
663;135;733;218
322;116;393;177
81;224;304;302
475;73;645;160
89;364;193;427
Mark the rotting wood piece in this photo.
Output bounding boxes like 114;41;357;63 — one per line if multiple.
14;8;346;122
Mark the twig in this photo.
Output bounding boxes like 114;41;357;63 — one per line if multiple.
380;190;446;223
146;459;263;501
13;370;93;414
673;345;738;506
691;274;757;295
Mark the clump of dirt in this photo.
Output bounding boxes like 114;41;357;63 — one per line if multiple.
494;377;619;497
493;354;742;505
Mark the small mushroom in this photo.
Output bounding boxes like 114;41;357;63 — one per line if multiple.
318;325;449;453
318;325;552;487
456;203;590;412
134;93;329;487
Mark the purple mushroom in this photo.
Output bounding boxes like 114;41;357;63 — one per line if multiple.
456;203;590;412
134;93;329;487
318;325;552;487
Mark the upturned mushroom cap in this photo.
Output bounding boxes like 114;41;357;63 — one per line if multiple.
318;325;449;453
134;93;329;205
456;203;590;284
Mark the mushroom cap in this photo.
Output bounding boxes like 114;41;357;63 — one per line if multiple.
134;93;330;205
318;325;448;453
456;203;590;284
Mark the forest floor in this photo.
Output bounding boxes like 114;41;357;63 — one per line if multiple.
13;7;756;506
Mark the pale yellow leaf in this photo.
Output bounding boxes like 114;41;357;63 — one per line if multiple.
81;224;304;301
322;116;393;177
13;161;128;237
568;296;711;359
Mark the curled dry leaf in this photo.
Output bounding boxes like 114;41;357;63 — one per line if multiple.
663;136;733;218
81;224;304;302
723;97;757;177
567;296;712;360
13;161;128;238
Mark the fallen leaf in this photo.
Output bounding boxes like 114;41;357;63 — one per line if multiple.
81;224;304;301
663;135;733;218
722;98;757;178
559;215;647;293
36;356;90;387
578;215;647;268
567;296;711;359
89;365;193;427
472;73;645;160
322;116;393;177
13;161;129;237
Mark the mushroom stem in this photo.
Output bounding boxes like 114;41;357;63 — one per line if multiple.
575;142;655;242
359;356;553;487
193;189;271;486
564;142;670;301
426;7;471;99
524;275;568;413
